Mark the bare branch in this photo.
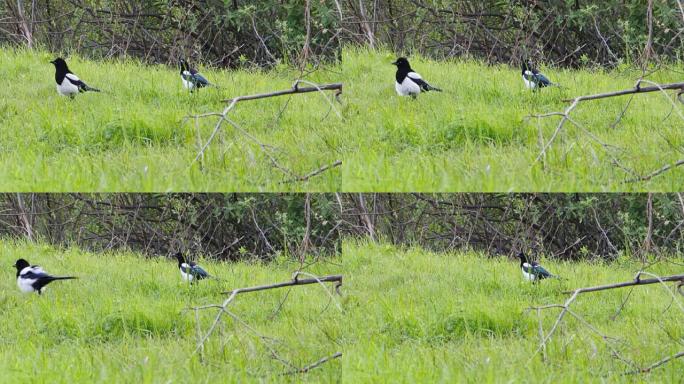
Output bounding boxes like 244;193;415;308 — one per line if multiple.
625;159;684;183
530;271;684;366
282;160;342;184
188;81;343;183
189;272;343;374
282;351;342;375
221;274;343;296
561;273;684;294
560;81;684;103
627;350;684;374
222;82;343;104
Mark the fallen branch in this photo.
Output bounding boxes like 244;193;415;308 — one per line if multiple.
222;274;343;295
627;350;684;374
625;159;684;183
281;160;342;184
189;272;343;373
283;351;343;375
223;82;343;104
528;79;684;182
561;273;684;294
561;82;684;103
187;80;343;183
529;271;684;373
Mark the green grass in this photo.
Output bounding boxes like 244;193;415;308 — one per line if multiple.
341;47;684;192
343;241;684;382
0;48;342;192
6;46;684;192
0;241;342;382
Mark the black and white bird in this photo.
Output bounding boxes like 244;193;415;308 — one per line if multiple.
517;252;557;282
50;57;100;97
178;59;211;92
174;252;210;283
13;258;76;295
521;59;554;90
392;57;442;98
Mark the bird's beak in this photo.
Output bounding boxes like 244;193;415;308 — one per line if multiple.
391;61;398;65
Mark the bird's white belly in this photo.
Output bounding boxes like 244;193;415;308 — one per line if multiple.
522;75;536;89
182;78;195;90
396;78;421;96
180;270;194;282
181;72;195;90
57;79;79;96
17;277;36;293
522;270;536;281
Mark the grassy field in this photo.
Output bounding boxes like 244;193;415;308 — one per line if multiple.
0;48;342;192
341;47;684;192
343;241;684;383
5;47;683;192
0;241;342;383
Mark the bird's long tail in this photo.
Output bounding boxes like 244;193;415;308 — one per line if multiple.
50;276;78;281
428;85;442;92
85;85;101;92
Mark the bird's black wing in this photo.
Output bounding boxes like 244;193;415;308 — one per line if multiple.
524;261;553;279
407;72;441;92
21;269;50;280
534;73;552;87
188;68;210;87
531;264;552;278
181;70;209;88
66;73;100;92
525;69;551;88
181;262;209;279
190;265;210;279
21;269;55;291
192;73;210;87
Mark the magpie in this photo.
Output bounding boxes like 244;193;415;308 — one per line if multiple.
178;59;212;91
517;252;557;282
521;59;555;90
13;258;76;295
174;252;210;283
50;57;100;97
392;57;442;98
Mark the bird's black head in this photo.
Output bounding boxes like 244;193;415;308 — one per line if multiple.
50;57;68;70
392;57;411;69
174;252;186;265
178;59;189;72
13;258;29;272
517;252;528;263
521;59;533;73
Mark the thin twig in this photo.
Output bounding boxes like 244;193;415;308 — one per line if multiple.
529;80;684;166
626;351;684;374
560;273;684;294
188;81;343;183
222;82;343;107
625;159;684;183
282;352;342;375
281;160;342;184
560;81;684;103
221;274;343;296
